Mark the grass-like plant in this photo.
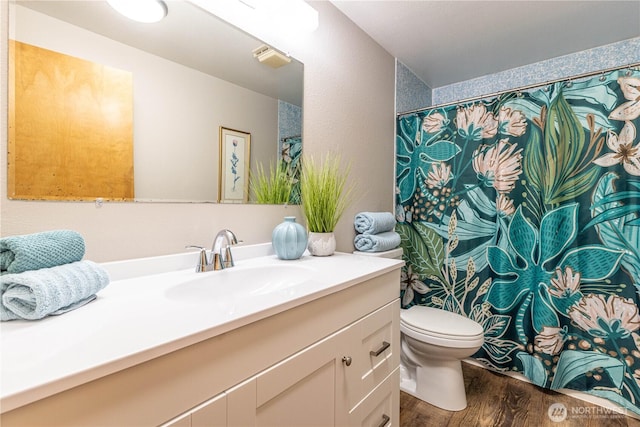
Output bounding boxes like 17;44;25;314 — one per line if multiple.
250;160;297;204
300;153;354;233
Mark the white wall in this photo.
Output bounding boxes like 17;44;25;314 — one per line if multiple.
0;1;397;262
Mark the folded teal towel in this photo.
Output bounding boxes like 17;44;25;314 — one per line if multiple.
0;230;85;274
354;212;396;234
1;260;109;321
354;231;401;252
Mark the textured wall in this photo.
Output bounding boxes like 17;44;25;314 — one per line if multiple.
433;37;640;106
396;60;432;114
301;2;396;252
278;100;302;142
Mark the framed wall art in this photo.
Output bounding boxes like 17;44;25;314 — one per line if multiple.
218;126;251;203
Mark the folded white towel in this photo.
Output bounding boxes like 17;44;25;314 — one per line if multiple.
1;260;110;321
354;231;401;252
354;212;396;234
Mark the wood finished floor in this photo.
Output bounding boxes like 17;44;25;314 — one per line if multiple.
400;362;640;427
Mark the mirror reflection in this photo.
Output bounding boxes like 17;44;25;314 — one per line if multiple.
8;0;303;203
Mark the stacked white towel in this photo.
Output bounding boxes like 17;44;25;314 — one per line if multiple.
0;231;110;321
353;212;401;252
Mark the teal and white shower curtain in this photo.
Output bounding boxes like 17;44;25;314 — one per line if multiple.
280;135;302;204
396;68;640;414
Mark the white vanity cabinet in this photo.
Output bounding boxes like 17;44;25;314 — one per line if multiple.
227;324;347;427
163;392;227;427
228;301;400;427
161;300;400;427
1;259;402;427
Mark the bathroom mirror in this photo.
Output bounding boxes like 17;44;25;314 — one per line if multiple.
8;0;303;203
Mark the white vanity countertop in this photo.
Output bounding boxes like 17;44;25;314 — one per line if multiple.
0;245;403;413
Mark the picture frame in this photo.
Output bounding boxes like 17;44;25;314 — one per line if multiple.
218;127;251;203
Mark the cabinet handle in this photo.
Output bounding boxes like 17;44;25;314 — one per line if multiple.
377;414;390;427
370;341;390;357
342;356;352;366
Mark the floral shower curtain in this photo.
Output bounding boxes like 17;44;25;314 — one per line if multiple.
280;135;302;204
395;68;640;414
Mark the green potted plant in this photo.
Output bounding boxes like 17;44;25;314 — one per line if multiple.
300;153;354;256
250;160;299;205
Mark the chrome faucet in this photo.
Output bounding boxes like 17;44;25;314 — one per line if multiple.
211;229;240;270
186;229;240;272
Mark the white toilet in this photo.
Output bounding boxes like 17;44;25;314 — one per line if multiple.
353;246;484;411
399;305;484;411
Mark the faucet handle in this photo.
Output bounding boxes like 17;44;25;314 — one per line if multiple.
223;247;234;268
185;245;212;272
225;230;242;267
220;230;241;268
212;252;225;270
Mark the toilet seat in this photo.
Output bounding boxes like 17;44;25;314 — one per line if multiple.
400;306;484;348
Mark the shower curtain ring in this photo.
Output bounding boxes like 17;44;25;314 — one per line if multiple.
565;80;573;88
626;68;633;77
599;73;606;81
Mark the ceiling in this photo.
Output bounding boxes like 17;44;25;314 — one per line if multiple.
330;1;640;88
14;1;303;106
15;1;640;95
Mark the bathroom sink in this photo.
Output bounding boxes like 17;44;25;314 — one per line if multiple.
164;264;315;303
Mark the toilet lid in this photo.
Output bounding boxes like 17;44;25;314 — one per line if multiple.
401;306;484;338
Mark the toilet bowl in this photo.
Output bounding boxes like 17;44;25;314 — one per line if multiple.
399;305;484;411
352;247;483;411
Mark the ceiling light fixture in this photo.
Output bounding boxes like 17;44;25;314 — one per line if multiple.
107;0;168;24
189;0;319;36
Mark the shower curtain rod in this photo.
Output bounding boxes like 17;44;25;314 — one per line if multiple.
397;61;640;117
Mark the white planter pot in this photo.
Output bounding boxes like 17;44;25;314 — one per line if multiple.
307;232;336;256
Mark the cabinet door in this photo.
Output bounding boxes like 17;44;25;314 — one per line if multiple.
227;326;351;426
345;300;400;410
160;392;227;427
227;377;257;427
191;392;227;427
161;412;191;427
347;368;399;427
